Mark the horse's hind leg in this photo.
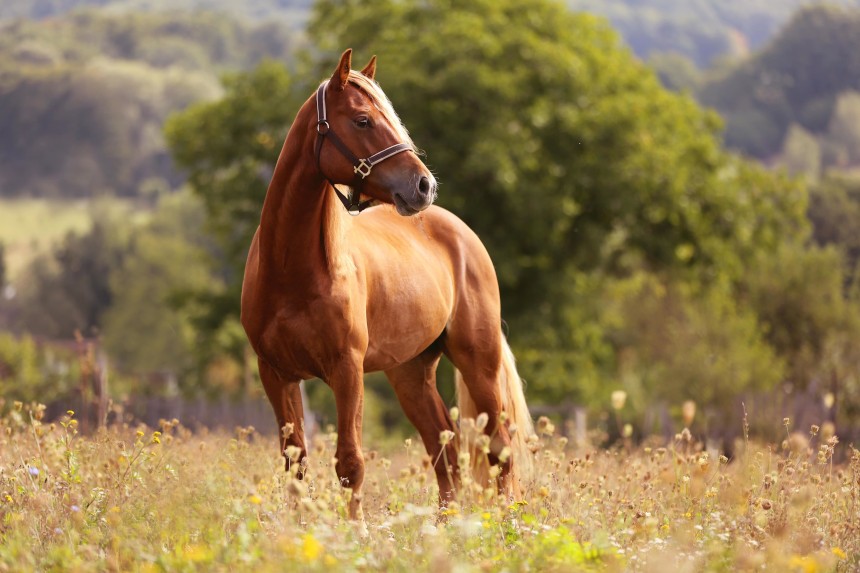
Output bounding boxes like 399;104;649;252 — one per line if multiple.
442;317;515;493
259;359;307;477
385;348;458;503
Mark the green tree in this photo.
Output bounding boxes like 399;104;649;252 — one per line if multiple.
781;123;821;180
102;191;218;386
15;219;125;339
165;61;300;359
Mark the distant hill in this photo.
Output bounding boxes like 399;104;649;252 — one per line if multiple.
0;9;299;198
0;0;312;25
697;5;860;175
570;0;860;67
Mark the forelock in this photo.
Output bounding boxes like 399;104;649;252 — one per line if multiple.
345;71;415;150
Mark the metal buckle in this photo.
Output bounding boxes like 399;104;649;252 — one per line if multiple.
354;159;373;179
316;120;330;135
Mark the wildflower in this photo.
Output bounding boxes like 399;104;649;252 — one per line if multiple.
611;390;627;411
301;534;323;562
498;447;511;463
536;416;555;436
475;413;489;432
66;410;75;417
136;430;145;439
404;438;412;449
833;547;847;559
449;407;459;422
70;505;80;512
249;494;262;505
281;423;295;440
458;451;470;468
682;400;696;427
810;424;820;436
285;445;302;463
783;417;791;428
439;430;455;446
28;466;39;477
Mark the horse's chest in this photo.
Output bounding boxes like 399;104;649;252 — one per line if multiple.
255;297;359;379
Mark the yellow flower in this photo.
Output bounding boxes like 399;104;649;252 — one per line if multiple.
249;494;262;505
301;533;323;561
136;430;145;438
832;547;847;560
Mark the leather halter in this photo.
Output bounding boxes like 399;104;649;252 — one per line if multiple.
314;80;413;215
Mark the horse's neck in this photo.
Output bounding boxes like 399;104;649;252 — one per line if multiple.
258;135;350;283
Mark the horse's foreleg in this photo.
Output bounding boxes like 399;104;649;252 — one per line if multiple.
259;359;307;477
329;364;366;521
385;350;459;504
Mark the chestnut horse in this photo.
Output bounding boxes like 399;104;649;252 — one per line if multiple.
241;49;534;520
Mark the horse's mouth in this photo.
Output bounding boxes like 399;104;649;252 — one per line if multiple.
393;193;420;216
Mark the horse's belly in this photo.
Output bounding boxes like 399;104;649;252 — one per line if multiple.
362;291;450;372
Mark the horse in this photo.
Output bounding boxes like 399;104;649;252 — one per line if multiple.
240;49;534;520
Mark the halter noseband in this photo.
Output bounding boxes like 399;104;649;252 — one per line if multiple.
314;80;413;214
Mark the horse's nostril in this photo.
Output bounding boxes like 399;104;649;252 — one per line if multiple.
418;176;431;197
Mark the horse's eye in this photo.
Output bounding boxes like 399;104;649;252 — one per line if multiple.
354;117;370;129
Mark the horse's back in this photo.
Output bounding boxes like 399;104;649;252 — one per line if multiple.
355;204;494;274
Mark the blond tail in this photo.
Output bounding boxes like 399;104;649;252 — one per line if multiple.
454;334;534;487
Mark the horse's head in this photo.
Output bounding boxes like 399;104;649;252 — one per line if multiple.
313;49;436;216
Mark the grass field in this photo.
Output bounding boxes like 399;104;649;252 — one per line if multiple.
0;198;136;281
0;403;857;572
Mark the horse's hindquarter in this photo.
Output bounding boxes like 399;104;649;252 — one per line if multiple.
355;206;468;372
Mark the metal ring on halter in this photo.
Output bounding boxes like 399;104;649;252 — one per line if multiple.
316;120;330;135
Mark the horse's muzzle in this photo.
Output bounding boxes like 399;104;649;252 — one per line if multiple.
393;174;436;216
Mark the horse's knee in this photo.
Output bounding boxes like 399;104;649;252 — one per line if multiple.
335;450;365;489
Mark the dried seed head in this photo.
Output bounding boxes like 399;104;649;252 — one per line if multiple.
475;413;489;432
611;390;627;411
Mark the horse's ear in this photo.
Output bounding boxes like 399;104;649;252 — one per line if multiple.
360;55;377;80
331;48;352;90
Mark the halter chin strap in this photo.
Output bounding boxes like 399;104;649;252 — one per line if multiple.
314;80;413;214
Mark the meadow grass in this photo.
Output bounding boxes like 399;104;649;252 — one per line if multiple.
0;402;857;572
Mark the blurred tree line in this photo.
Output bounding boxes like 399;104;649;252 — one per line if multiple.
570;0;860;68
0;9;298;198
1;0;859;441
697;6;860;170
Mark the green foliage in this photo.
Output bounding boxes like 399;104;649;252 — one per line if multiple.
781;124;821;180
0;333;79;402
102;191;217;379
165;61;300;346
743;244;855;386
808;174;860;279
14;219;126;339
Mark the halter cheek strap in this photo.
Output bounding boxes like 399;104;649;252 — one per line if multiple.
314;80;413;214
